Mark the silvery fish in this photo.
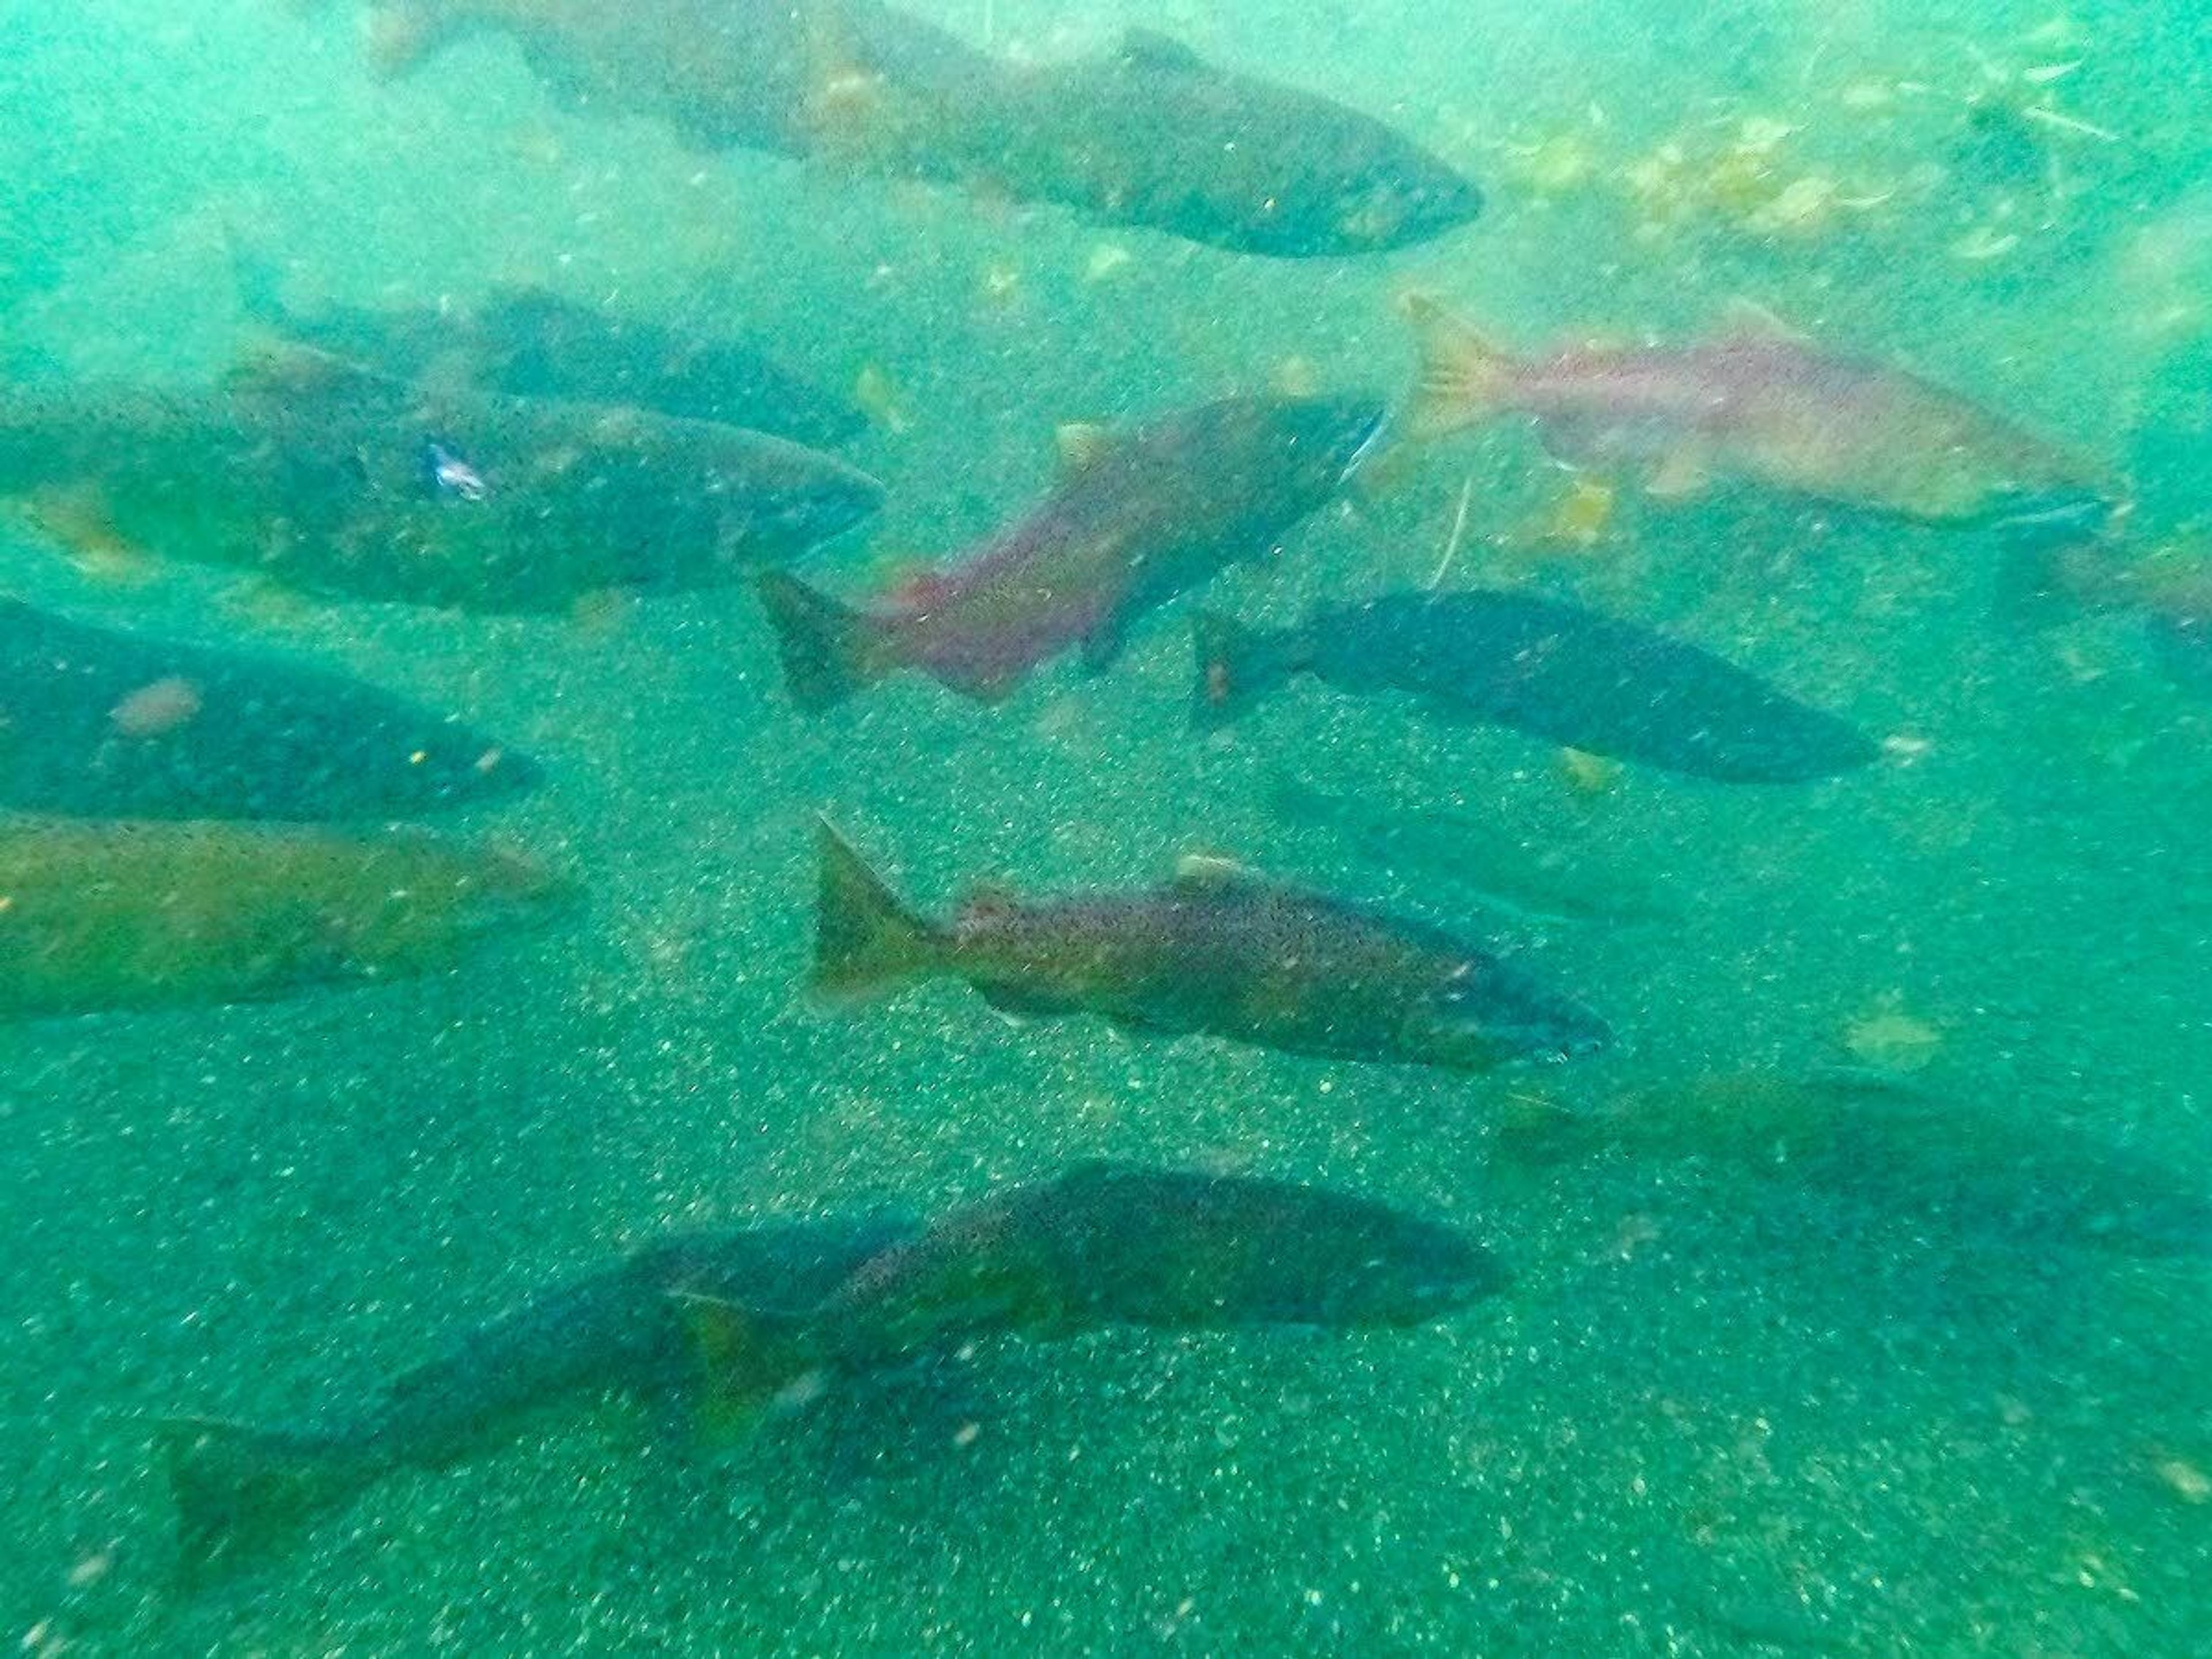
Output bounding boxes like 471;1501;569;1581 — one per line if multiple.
1400;293;2112;532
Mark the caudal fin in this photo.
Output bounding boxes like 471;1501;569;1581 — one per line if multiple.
755;571;890;713
669;1293;825;1440
812;817;940;999
1397;292;1513;440
158;1416;363;1582
1190;610;1304;730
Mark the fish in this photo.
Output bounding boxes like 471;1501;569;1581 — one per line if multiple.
806;819;1609;1072
0;351;881;613
0;817;577;1018
754;396;1385;710
798;16;1484;257
231;245;868;448
1399;293;2112;531
0;599;540;819
2001;535;2212;688
1494;1071;2212;1257
1193;592;1880;784
360;2;1481;256
160;1215;910;1577
357;0;967;154
678;1161;1507;1427
1262;771;1676;929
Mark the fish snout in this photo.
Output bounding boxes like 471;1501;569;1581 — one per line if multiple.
1333;165;1484;252
1422;971;1612;1070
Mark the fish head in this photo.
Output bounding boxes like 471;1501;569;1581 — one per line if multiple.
707;441;885;569
1332;1212;1511;1323
1321;153;1486;254
393;726;547;808
1408;963;1612;1071
1259;395;1393;493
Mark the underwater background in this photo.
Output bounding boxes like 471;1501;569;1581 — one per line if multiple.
3;0;2209;1652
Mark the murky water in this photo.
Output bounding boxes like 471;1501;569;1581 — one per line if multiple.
3;2;2207;1652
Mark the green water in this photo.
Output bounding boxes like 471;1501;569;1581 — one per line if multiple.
4;1;2209;1652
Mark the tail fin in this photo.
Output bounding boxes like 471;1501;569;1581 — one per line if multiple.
1190;610;1304;731
157;1416;362;1582
754;571;889;713
669;1293;824;1441
812;817;939;999
1397;292;1513;440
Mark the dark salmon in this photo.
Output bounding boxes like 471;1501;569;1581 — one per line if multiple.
807;819;1609;1071
679;1161;1506;1426
232;246;865;448
364;2;1481;256
0;600;539;819
0;352;880;612
1192;591;1880;783
159;1216;909;1577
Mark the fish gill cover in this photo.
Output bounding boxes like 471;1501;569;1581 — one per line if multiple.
1;1;2209;1655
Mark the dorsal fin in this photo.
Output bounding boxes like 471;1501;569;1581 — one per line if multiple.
1172;853;1259;892
1119;28;1207;75
1055;422;1117;476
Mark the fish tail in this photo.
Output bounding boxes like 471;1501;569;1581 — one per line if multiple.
1397;292;1512;440
1190;610;1301;730
753;571;891;713
668;1293;824;1441
157;1416;363;1582
812;817;941;999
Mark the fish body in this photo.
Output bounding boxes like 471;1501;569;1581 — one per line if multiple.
0;818;575;1018
1262;771;1673;928
0;357;881;612
233;252;866;446
1495;1071;2212;1258
679;1161;1505;1425
361;0;973;154
1402;295;2111;529
809;820;1608;1071
0;600;539;819
161;1215;909;1576
1194;592;1878;783
755;396;1382;709
815;1162;1505;1358
366;3;1480;256
808;24;1482;256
